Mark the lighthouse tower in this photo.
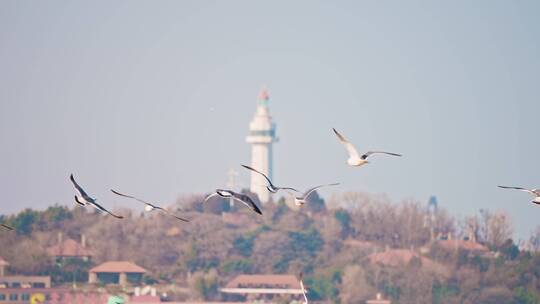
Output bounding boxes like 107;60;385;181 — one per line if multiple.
246;88;278;204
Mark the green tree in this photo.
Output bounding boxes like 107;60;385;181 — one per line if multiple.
11;209;39;235
334;209;352;238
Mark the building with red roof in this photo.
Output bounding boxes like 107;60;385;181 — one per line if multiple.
221;274;305;302
435;239;489;253
89;261;146;286
368;249;448;277
47;237;94;262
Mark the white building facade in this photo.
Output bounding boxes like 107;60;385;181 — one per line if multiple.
246;88;277;204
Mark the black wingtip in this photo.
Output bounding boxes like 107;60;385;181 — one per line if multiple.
1;224;14;231
253;206;263;215
241;164;253;170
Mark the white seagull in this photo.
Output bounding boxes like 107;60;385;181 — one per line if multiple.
241;165;298;193
498;185;540;204
1;223;13;231
70;174;123;219
111;189;189;222
291;183;340;206
204;189;262;215
299;273;308;304
333;128;401;167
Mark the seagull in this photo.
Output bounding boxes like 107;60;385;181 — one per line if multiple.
241;165;298;193
498;185;540;204
299;273;308;304
204;189;262;215
1;224;13;231
291;183;340;206
333;128;401;167
111;189;189;222
69;174;123;219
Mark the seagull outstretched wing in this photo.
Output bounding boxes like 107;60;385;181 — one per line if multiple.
333;128;361;160
242;165;275;188
203;193;220;204
90;200;124;219
241;164;298;192
1;224;14;231
112;189;189;222
232;193;262;215
70;174;91;200
302;183;340;200
158;209;190;222
361;151;402;160
498;185;539;196
299;273;308;304
111;189;149;205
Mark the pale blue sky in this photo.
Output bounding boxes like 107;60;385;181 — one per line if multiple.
0;1;539;239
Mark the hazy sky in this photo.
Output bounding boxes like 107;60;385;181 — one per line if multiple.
1;1;539;239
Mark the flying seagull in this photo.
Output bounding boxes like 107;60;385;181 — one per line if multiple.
333;128;401;167
291;183;340;206
299;273;308;304
111;189;189;222
1;223;13;231
69;174;123;219
204;189;262;215
498;185;540;204
241;164;298;193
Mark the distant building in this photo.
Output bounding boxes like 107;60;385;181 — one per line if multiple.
0;275;50;289
367;293;391;304
47;234;93;262
246;88;278;204
89;261;146;286
368;249;448;277
0;256;51;289
343;239;379;251
0;287;110;304
221;274;304;302
435;237;490;257
0;256;55;303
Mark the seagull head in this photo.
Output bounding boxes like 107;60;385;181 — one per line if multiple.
216;189;233;197
266;186;278;193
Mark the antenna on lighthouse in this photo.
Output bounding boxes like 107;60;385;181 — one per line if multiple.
227;168;239;207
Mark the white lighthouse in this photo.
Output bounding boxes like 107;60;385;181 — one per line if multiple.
246;88;278;204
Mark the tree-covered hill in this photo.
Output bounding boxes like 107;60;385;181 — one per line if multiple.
1;191;540;303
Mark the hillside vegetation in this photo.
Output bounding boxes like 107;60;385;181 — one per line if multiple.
1;191;540;304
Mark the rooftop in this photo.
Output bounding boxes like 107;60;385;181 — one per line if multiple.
0;256;9;266
343;239;378;249
225;274;301;289
47;238;94;257
89;261;146;274
368;249;448;276
436;239;489;252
